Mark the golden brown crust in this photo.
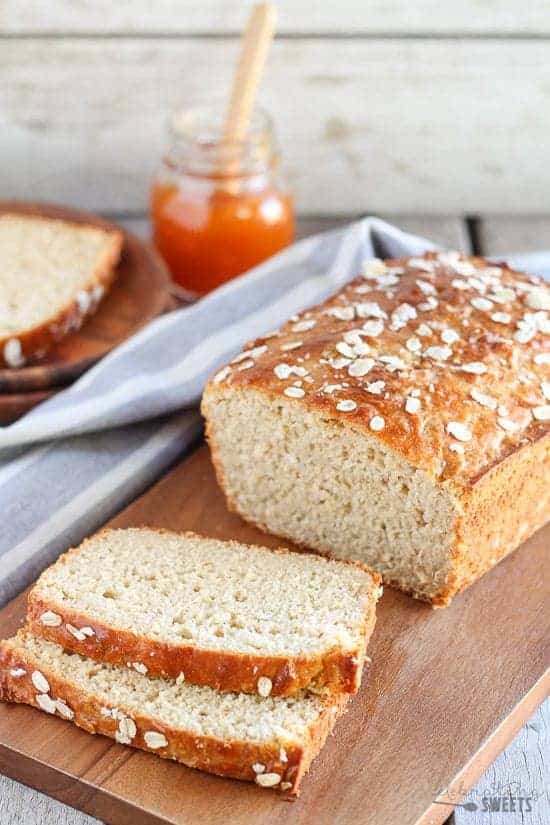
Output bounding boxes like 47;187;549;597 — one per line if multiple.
205;252;549;486
0;637;347;796
202;252;550;607
0;217;123;368
27;528;380;697
434;428;550;606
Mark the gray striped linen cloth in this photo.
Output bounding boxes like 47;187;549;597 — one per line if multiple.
1;216;549;607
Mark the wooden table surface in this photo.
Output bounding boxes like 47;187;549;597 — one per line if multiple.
1;214;548;825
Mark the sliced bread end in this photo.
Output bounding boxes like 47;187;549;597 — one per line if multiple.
0;631;348;795
27;528;382;697
0;213;123;368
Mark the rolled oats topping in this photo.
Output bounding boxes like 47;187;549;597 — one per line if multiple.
362;319;385;337
55;699;74;720
491;312;511;324
405;396;421;414
336;399;358;412
144;731;168;749
471;296;494;312
470;389;497;410
362;258;387;278
31;670;50;693
406;337;422;353
441;328;460;345
255;773;281;788
36;693;56;714
257;676;273;697
369;415;385;432
461;362;488;375
117;716;137;743
356;301;387;320
213;366;231;384
533;405;550;421
215;252;550;483
291;319;316;332
66;624;86;642
284;386;305;399
446;422;472;442
348;358;375;377
498;417;518;433
424;345;452;362
40;611;62;627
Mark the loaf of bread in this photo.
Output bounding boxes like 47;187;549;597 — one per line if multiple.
27;528;381;696
0;631;347;795
0;213;122;367
202;252;550;607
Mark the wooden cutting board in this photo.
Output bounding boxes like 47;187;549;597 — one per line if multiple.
0;446;548;825
0;201;171;392
0;389;57;425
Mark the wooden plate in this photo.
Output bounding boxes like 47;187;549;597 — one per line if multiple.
0;201;171;392
0;445;548;825
0;389;56;425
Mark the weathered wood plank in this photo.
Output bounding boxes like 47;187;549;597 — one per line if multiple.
3;38;550;215
0;775;101;825
452;698;550;825
1;1;549;35
380;216;472;251
477;217;550;256
118;214;471;251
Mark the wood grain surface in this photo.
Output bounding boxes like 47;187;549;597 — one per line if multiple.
0;445;548;825
3;1;549;35
3;39;550;215
0;202;171;392
0;389;57;425
453;699;549;825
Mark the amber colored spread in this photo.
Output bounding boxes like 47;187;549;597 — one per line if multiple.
151;182;295;296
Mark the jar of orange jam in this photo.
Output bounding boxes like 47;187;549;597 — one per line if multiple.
151;105;295;297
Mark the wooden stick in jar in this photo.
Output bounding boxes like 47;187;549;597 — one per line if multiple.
223;3;277;169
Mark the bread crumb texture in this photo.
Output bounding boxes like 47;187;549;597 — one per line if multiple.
33;528;375;657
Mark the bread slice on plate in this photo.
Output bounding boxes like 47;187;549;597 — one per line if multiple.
0;631;347;795
0;213;123;368
27;528;381;696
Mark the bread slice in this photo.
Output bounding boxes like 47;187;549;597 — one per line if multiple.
27;528;381;697
202;252;550;607
0;213;123;367
0;631;347;795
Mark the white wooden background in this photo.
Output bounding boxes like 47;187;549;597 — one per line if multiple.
0;2;549;823
1;0;550;223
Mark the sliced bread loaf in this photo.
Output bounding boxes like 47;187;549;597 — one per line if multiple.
0;213;122;367
27;528;381;696
0;631;347;795
202;252;550;606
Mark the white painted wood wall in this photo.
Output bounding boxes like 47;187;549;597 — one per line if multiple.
0;5;549;824
2;1;550;219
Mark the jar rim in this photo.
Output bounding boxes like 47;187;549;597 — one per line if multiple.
165;102;277;178
168;102;273;147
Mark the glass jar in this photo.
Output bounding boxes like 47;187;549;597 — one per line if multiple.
151;104;295;297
